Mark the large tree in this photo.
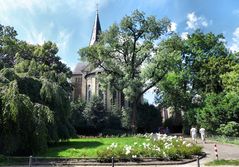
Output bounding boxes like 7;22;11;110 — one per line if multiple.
80;10;178;132
155;31;236;133
0;24;74;155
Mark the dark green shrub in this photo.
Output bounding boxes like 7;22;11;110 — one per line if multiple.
70;100;87;134
83;96;107;132
217;121;239;137
137;103;162;133
106;105;122;130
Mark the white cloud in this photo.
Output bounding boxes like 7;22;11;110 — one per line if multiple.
186;12;209;30
0;0;109;19
28;32;46;45
56;30;72;52
0;0;59;15
230;27;239;52
168;22;177;32
181;32;189;40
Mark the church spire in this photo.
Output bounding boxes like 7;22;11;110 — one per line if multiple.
89;4;102;46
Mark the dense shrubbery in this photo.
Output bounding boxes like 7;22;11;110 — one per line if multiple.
97;133;202;162
183;92;239;137
70;99;161;135
217;121;239;137
137;103;162;133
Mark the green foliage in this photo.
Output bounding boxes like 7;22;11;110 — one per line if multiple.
182;109;197;134
83;96;107;132
155;31;236;134
137;103;162;133
196;93;239;135
0;79;53;155
106;105;122;130
40;79;74;140
217;121;239;137
70;100;87;134
0;24;74;155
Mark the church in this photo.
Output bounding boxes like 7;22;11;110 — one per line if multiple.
71;10;126;111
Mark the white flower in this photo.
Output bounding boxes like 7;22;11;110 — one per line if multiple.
163;151;167;157
124;145;132;155
132;155;137;158
134;142;138;145
186;143;192;147
164;142;172;149
108;142;118;150
143;142;150;149
154;147;161;152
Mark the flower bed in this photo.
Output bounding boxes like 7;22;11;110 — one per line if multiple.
97;133;202;162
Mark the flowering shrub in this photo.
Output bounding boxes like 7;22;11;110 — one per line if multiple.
97;133;202;162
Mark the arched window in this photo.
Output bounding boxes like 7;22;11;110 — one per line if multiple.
87;84;92;101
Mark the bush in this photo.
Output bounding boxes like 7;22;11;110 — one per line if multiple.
106;105;122;130
217;121;239;137
137;103;162;133
97;133;202;162
196;93;239;135
101;129;126;136
83;96;107;132
70;100;87;134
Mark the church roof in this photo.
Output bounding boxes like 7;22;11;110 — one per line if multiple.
72;8;102;76
89;10;101;46
73;62;88;75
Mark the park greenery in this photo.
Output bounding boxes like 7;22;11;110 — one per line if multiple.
0;9;239;158
205;159;239;166
97;133;202;162
39;134;201;161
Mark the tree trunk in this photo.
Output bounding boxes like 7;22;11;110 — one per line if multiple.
131;101;137;134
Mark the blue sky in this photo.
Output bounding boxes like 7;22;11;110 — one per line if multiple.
1;0;239;103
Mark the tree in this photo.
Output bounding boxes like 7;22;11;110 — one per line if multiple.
0;24;74;155
83;96;107;133
154;31;235;132
80;10;176;132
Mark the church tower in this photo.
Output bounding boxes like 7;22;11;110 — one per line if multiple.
72;7;125;111
89;7;102;46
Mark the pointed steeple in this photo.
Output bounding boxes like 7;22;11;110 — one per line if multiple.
89;5;102;46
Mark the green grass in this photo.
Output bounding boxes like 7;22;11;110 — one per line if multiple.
205;159;239;166
39;137;147;157
208;135;239;145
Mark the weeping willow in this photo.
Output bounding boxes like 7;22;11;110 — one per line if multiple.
40;78;75;140
0;69;73;155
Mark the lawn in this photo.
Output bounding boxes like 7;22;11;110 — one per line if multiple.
38;134;202;162
0;134;202;164
208;135;239;145
205;159;239;166
40;136;147;157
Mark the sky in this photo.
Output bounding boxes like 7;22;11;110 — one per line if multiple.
1;0;239;104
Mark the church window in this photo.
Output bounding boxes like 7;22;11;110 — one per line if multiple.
87;84;92;101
